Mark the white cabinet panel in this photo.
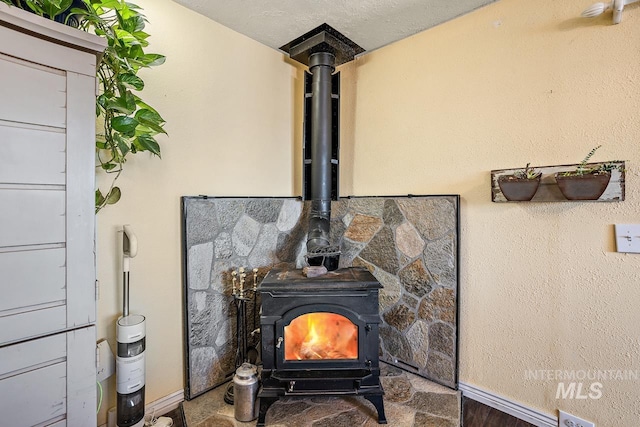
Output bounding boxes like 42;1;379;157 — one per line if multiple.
0;333;66;377
66;72;97;328
0;305;66;345
0;20;100;77
0;362;67;427
0;326;96;427
0;189;65;247
0;53;66;128
66;326;97;426
0;7;104;426
0;123;66;185
0;248;66;313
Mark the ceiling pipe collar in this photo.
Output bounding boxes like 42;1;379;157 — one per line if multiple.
309;51;336;71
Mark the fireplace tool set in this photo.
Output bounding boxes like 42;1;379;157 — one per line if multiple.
231;267;260;366
226;267;261;421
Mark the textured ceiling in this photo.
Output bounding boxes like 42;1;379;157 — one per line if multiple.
173;0;498;55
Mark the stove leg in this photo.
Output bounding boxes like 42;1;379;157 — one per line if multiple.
256;396;278;427
364;395;387;424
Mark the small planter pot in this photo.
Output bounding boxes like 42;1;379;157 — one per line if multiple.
497;176;541;201
555;172;611;200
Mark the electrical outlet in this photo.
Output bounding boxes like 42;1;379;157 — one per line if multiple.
97;339;116;382
559;410;594;427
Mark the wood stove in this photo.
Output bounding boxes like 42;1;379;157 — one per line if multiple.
254;23;385;427
257;267;386;426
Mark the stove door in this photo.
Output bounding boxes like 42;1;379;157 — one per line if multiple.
275;304;370;370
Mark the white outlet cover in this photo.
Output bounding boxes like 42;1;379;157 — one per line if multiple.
97;339;116;382
615;224;640;253
559;410;595;427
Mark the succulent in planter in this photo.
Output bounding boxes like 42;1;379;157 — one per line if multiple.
555;145;622;200
498;163;542;201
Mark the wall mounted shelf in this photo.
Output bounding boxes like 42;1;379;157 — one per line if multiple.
491;161;626;202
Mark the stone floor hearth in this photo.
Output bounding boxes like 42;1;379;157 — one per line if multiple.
182;364;460;427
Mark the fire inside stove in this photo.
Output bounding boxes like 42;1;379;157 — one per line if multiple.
284;312;358;360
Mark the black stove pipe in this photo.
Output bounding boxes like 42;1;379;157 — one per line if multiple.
306;51;338;269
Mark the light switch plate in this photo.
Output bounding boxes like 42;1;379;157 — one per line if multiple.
615;224;640;253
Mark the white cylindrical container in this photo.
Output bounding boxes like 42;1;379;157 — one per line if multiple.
116;314;146;427
233;363;259;422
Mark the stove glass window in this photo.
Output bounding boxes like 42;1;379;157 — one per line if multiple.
284;312;358;360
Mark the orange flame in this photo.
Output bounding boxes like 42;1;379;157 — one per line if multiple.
284;312;358;360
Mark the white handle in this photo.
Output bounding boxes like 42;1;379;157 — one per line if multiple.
123;224;138;258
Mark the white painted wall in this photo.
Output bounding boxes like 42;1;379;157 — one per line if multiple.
97;0;640;425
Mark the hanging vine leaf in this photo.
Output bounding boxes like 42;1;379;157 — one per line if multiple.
112;116;138;133
105;187;121;204
115;134;130;157
44;0;72;18
135;134;161;156
138;53;165;67
101;162;117;171
135;109;166;134
119;73;144;90
95;188;105;207
106;91;137;114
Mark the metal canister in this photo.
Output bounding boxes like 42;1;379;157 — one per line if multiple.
233;363;259;421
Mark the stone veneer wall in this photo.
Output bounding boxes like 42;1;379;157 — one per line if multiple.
182;196;459;398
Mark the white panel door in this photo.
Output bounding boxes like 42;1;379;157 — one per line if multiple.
0;326;96;427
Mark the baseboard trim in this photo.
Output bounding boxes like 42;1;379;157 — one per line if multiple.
459;382;557;427
145;389;185;418
99;389;184;427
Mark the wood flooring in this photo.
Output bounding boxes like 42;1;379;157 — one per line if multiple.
462;397;537;427
159;407;185;427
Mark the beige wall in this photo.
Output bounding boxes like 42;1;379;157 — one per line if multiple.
340;0;640;425
95;0;303;423
97;0;640;425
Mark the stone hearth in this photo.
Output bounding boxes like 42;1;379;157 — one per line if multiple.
182;195;459;398
182;364;460;427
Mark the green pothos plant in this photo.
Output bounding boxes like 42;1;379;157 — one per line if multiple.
1;0;166;212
